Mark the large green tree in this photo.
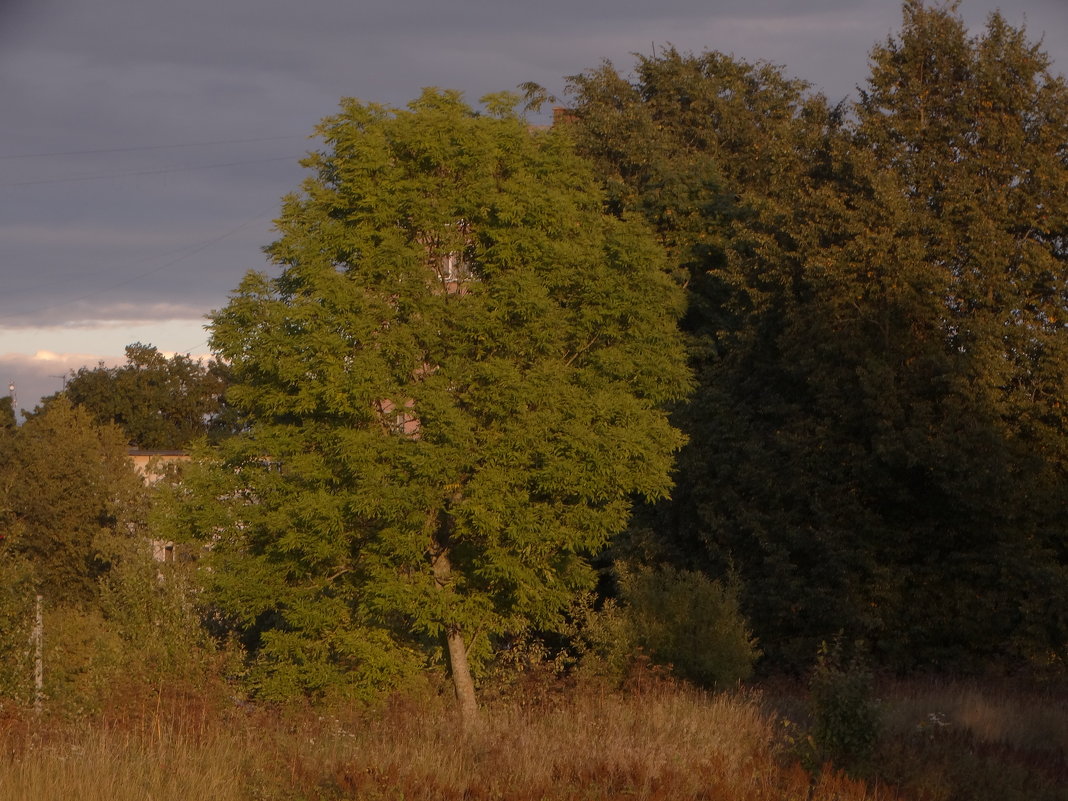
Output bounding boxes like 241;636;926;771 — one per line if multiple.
196;90;689;719
567;3;1068;672
54;343;232;450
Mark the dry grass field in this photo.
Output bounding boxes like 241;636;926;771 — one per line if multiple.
0;672;1063;801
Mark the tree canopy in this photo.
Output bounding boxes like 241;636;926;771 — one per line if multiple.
849;0;1068;668
0;397;14;432
0;397;147;605
53;343;232;450
566;1;1068;672
194;90;690;716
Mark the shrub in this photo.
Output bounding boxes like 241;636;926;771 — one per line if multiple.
39;605;125;715
97;532;213;679
809;639;880;771
0;556;36;701
618;565;759;688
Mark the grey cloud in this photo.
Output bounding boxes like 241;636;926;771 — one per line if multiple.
0;0;1064;412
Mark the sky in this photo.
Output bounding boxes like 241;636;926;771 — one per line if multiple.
1;0;1065;415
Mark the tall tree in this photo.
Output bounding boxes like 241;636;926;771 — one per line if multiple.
566;49;826;304
567;50;859;667
849;0;1068;668
567;7;1068;672
54;343;232;450
198;90;690;719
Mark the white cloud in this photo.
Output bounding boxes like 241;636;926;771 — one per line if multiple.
0;350;119;417
0;317;211;353
0;317;214;415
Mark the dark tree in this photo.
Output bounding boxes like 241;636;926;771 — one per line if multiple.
0;397;147;605
567;3;1068;672
0;397;14;431
53;343;232;450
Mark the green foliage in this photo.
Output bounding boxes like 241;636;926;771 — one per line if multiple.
568;46;837;648
54;342;233;450
0;529;220;712
39;604;126;715
0;554;36;701
0;523;220;712
556;593;632;684
562;567;758;689
0;399;218;709
808;640;881;772
0;396;15;430
568;47;857;668
0;397;148;605
96;532;214;680
849;1;1068;669
191;89;690;703
567;47;829;302
618;565;758;688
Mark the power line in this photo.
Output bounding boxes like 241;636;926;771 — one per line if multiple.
176;339;212;357
0;134;308;161
0;208;274;322
0;155;297;188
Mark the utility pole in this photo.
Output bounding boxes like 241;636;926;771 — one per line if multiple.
5;381;40;711
32;595;43;715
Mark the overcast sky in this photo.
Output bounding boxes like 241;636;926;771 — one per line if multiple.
1;0;1065;415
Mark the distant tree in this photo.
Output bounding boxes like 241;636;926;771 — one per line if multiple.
0;397;15;431
0;397;147;605
54;343;232;450
193;90;690;720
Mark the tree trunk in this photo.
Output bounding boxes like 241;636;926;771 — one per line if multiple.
433;545;479;727
445;626;479;727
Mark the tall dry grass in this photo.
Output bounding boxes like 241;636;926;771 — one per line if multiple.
0;683;242;801
0;676;895;801
878;678;1068;754
868;678;1068;801
0;727;245;801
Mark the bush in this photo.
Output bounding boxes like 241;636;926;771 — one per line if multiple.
0;556;36;702
617;566;759;688
40;605;126;715
809;640;880;771
97;532;213;678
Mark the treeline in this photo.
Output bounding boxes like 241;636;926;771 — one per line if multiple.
0;396;208;707
0;1;1065;716
566;1;1068;673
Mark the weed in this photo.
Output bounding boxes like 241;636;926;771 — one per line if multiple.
808;639;880;773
